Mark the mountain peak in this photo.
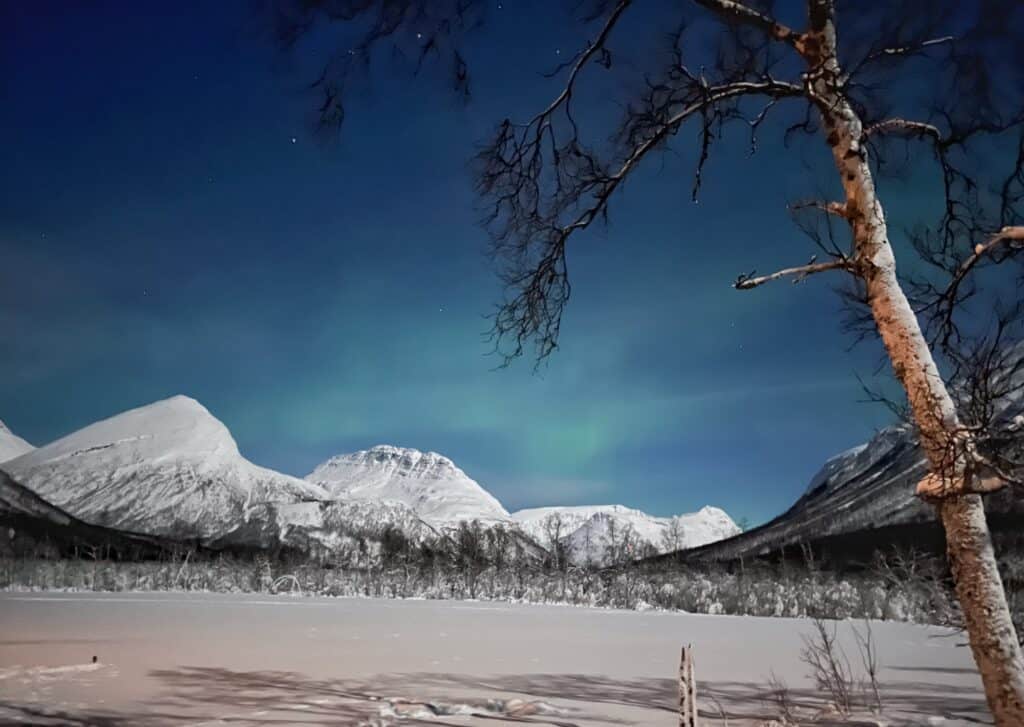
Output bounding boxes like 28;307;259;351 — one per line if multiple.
0;418;34;463
364;444;457;468
315;444;464;480
4;395;326;542
9;395;242;467
307;445;509;527
160;393;206;409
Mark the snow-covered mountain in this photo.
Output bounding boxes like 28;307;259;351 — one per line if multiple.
680;344;1024;564
677;422;935;563
0;469;177;559
0;398;741;563
2;396;329;545
241;499;439;559
512;504;741;565
306;445;511;528
0;420;34;463
682;421;1024;564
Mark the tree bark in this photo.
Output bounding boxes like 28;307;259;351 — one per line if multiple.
679;645;698;727
803;1;1024;722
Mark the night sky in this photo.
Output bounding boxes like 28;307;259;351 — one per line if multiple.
4;0;952;525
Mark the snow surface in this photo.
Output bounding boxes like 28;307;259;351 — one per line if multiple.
2;396;329;543
0;592;989;726
0;420;34;464
306;445;511;528
512;504;740;564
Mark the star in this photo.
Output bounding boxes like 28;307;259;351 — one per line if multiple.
290;137;297;144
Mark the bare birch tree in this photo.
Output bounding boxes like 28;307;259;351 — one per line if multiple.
661;515;686;555
271;0;1024;720
542;511;573;571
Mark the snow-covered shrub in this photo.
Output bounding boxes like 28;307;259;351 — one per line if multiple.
6;540;1019;633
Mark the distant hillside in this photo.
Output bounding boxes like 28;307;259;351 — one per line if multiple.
512;504;739;565
0;469;183;559
673;423;1023;566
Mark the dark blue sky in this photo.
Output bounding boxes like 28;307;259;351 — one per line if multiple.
2;0;947;524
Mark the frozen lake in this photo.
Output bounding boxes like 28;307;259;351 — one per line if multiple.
0;591;989;725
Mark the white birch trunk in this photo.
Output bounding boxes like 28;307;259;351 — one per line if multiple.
803;2;1024;722
679;645;698;727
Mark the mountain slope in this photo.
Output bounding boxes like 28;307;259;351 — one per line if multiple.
0;420;34;463
3;396;329;544
676;344;1024;564
234;499;440;558
679;422;1023;564
0;469;182;558
306;445;510;528
513;504;740;565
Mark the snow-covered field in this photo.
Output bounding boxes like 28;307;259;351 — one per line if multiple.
0;592;988;726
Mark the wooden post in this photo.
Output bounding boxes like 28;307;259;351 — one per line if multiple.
679;644;698;727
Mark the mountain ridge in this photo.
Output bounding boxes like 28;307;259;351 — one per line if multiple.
0;419;34;463
2;396;741;561
513;503;740;565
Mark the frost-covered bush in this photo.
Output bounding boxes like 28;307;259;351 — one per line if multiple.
4;543;1020;633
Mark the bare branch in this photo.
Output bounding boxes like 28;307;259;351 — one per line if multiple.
789;199;850;220
271;0;487;134
863;118;1024;352
855;372;910;422
529;0;633;126
914;224;1024;351
691;0;806;53
571;79;802;233
942;226;1024;308
481;75;802;364
733;256;851;290
862;35;954;64
864;118;942;141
